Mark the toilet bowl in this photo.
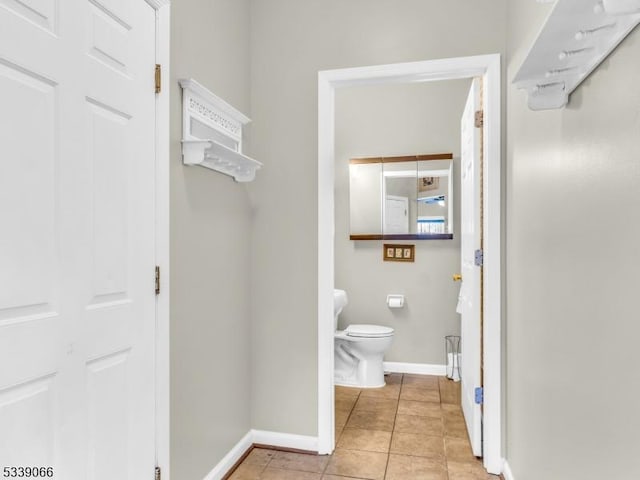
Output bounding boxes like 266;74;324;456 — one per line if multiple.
334;289;394;388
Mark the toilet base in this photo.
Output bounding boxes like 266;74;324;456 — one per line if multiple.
334;352;386;388
335;379;386;389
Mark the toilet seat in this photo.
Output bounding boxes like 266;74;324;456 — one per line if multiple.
345;324;394;338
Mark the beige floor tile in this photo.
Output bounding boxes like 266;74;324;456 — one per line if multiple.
385;373;403;384
394;414;444;436
353;396;398;414
322;475;368;480
443;415;468;438
336;396;357;412
402;375;441;390
269;451;329;473
441;403;464;417
242;448;277;466
397;400;442;418
358;383;401;399
324;449;388;480
335;408;351;430
227;462;265;480
336;428;392;453
390;432;445;461
400;385;441;403
345;409;396;431
438;378;461;405
447;460;498;480
260;467;322;479
385;454;448;480
336;386;361;399
444;437;478;464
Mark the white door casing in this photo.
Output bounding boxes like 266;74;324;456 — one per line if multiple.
459;77;483;457
318;54;502;474
0;1;157;478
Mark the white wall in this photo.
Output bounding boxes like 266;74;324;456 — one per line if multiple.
170;1;252;478
335;81;470;365
506;1;640;478
249;0;507;436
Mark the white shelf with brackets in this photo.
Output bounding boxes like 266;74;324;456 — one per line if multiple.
179;78;261;182
513;0;640;110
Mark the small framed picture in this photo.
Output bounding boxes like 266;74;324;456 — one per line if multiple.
418;176;440;192
383;244;415;262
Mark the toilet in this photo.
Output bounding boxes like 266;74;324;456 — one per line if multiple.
334;289;394;388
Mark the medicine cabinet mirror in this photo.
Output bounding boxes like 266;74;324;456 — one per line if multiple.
349;154;454;240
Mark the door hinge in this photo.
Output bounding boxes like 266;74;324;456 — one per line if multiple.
474;110;484;128
155;266;160;295
155;64;162;94
155;466;161;480
474;249;483;267
475;387;484;405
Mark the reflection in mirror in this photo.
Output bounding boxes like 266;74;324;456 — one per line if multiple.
416;159;453;235
349;154;454;240
383;162;416;234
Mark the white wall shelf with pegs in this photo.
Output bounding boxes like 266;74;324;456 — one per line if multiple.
514;0;640;110
179;78;262;182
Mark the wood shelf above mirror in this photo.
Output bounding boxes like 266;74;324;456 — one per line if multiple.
349;153;455;240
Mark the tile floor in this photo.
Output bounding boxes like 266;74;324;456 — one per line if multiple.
228;373;502;480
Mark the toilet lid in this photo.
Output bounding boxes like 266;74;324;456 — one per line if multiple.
345;324;394;338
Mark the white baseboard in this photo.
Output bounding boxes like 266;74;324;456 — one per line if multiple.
502;460;515;480
384;361;447;376
202;429;319;480
202;430;253;480
251;429;319;452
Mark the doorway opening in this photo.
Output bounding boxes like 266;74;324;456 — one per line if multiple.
317;54;502;474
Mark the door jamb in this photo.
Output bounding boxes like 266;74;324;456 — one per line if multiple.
317;54;502;475
146;0;171;478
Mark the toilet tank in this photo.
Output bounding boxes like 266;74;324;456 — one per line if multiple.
333;289;348;330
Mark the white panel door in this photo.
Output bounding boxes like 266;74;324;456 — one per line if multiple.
384;195;409;234
0;1;157;479
460;77;482;457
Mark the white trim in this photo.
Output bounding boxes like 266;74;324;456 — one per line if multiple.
202;431;254;480
317;54;502;473
502;460;516;480
145;0;170;8
482;53;503;476
251;429;319;452
152;2;171;480
384;362;446;376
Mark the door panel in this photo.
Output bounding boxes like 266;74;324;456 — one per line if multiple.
460;77;482;457
0;1;156;478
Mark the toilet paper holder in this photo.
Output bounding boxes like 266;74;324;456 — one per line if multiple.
386;294;405;308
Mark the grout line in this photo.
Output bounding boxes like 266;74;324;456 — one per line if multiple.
382;373;403;479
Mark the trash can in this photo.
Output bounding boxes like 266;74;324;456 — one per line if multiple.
445;335;460;382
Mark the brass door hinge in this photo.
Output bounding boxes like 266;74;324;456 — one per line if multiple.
155;266;160;295
474;110;484;128
155;466;161;480
155;64;162;94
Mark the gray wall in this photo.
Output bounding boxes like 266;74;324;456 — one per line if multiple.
334;82;470;365
170;1;252;478
249;0;507;436
506;1;640;478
